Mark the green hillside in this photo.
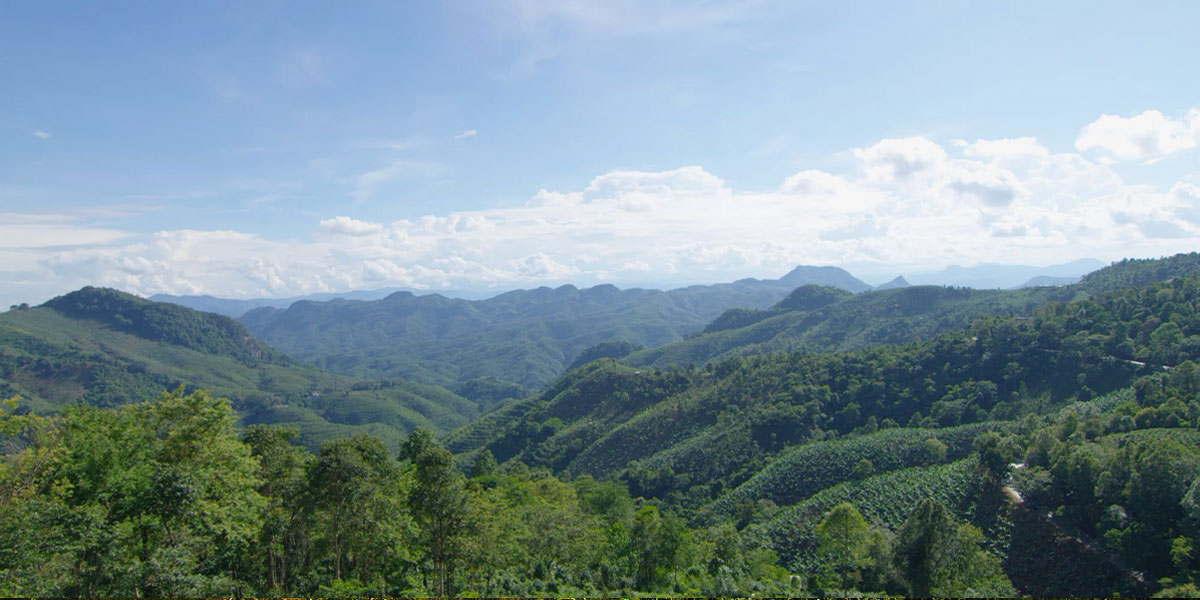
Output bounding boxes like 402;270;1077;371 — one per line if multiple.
452;266;1199;488
238;267;870;390
6;255;1200;597
439;266;1200;595
0;288;480;451
443;266;1200;592
624;251;1200;370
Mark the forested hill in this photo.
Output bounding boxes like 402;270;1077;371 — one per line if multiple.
623;251;1200;370
444;268;1200;596
450;268;1200;479
0;288;483;451
44;286;289;367
238;265;871;390
5;258;1200;596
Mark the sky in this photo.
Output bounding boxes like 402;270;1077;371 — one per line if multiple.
2;0;1200;307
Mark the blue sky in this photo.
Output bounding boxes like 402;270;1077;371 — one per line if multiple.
3;0;1200;306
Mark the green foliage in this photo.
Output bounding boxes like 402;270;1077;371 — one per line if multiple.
627;251;1200;372
404;428;470;596
1;388;264;596
568;340;645;371
775;284;855;312
2;387;808;596
755;457;980;571
711;424;996;516
8;254;1200;597
453;376;529;408
814;502;893;592
43;287;288;367
893;499;1015;597
239;273;859;390
0;298;483;451
453;265;1200;529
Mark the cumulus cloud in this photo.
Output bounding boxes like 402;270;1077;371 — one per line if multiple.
512;252;580;278
853;136;948;181
319;216;385;236
781;170;852;195
1075;109;1200;161
8;105;1200;308
1171;183;1200;224
945;163;1025;207
32;130;51;139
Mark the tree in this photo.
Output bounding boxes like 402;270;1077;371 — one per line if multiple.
470;449;498;479
975;431;1017;482
630;505;684;591
923;437;948;464
135;388;266;596
308;434;409;592
852;458;874;479
815;502;870;591
404;428;469;597
242;425;311;593
893;499;1014;597
0;396;78;596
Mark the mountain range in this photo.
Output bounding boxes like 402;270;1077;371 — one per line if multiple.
5;252;1200;596
149;260;1103;319
234;265;872;391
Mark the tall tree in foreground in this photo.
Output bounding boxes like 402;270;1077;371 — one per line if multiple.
308;434;412;593
404;428;469;597
242;425;311;593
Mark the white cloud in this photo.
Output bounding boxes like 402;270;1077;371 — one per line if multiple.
960;137;1048;160
945;162;1026;207
853;136;948;181
1075;109;1200;161
454;129;478;139
512;252;580;278
319;216;385;236
32;130;51;140
8;106;1200;308
781;170;851;195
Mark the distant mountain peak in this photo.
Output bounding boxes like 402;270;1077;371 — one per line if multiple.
778;265;871;293
874;276;911;290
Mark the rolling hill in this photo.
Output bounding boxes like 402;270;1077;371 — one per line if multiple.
237;265;872;390
0;288;483;452
440;259;1200;595
447;255;1200;509
622;252;1200;370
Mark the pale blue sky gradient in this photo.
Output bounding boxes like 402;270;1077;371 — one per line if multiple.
2;1;1199;305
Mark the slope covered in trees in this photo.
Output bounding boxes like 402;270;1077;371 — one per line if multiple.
5;254;1200;596
237;266;870;390
0;288;481;451
0;390;805;596
454;266;1200;489
623;252;1200;371
442;265;1200;595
